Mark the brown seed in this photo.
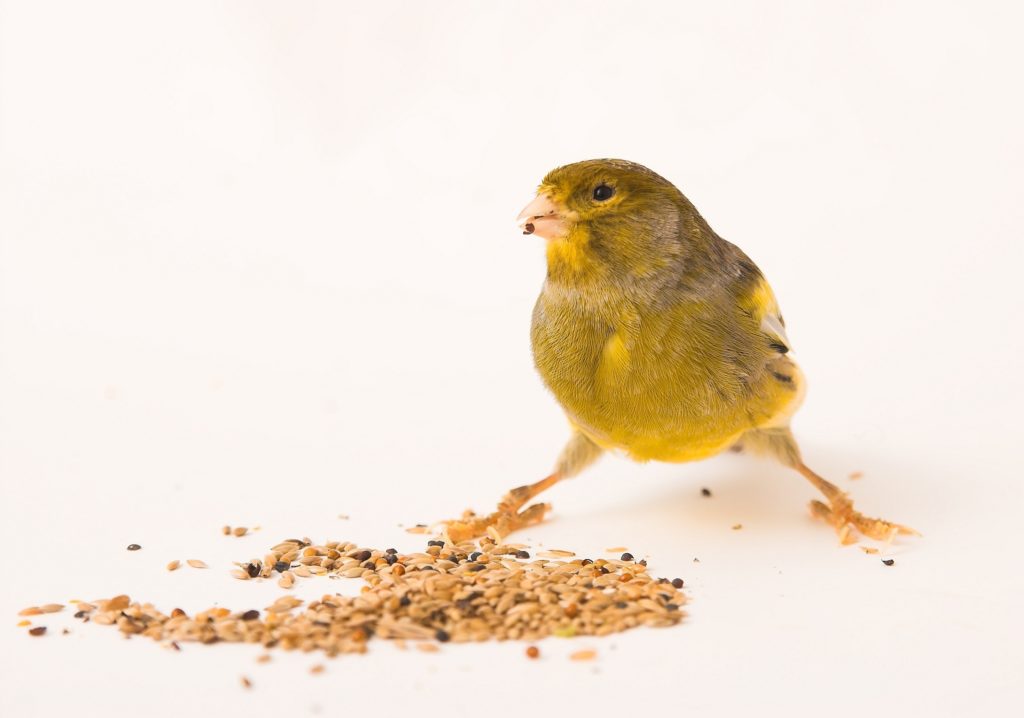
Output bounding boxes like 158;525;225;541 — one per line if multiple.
40;604;64;613
187;559;208;569
29;626;47;636
310;664;324;674
732;524;743;530
171;608;186;618
526;645;540;659
166;560;181;571
233;527;248;537
240;676;252;689
849;471;864;480
256;654;271;663
127;544;141;551
18;607;42;616
570;649;596;661
223;525;231;535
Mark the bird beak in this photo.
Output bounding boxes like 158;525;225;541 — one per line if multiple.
516;194;568;240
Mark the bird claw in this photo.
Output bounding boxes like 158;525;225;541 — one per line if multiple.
442;503;551;544
809;498;919;545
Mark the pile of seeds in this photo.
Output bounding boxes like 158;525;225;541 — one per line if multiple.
27;536;686;657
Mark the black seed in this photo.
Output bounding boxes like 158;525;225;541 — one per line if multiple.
74;610;86;619
246;563;261;578
639;559;647;566
351;550;372;561
427;540;445;547
240;610;260;621
515;550;530;559
362;560;376;569
399;595;411;607
385;548;398;554
620;552;634;561
273;561;289;573
615;602;628;609
435;629;450;642
882;559;895;566
421;565;435;571
599;566;609;574
385;553;398;565
701;487;712;497
672;578;684;589
127;544;141;551
469;563;486;572
581;558;593;565
469;552;481;561
666;603;680;611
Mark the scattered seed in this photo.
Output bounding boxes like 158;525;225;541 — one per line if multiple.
40;604;63;614
187;560;208;569
526;645;540;659
701;487;712;497
882;559;895;566
570;649;596;661
167;560;181;571
127;544;141;551
233;527;248;537
17;620;31;627
671;578;684;589
18;607;42;616
732;524;743;530
222;526;231;536
861;547;879;554
28;627;47;636
256;654;271;663
605;547;628;553
240;676;252;689
46;534;686;658
849;471;864;480
310;664;324;674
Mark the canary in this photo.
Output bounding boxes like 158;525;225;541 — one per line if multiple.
445;159;915;545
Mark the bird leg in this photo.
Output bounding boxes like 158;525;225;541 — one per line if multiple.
796;462;918;543
442;473;563;543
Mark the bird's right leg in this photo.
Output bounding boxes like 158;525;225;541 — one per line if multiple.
442;430;603;543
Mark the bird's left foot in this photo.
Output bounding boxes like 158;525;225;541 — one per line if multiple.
809;494;919;544
442;503;550;544
440;473;562;543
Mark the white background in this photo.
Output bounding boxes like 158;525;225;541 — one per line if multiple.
2;1;1022;716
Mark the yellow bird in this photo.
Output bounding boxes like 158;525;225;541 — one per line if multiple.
446;159;914;545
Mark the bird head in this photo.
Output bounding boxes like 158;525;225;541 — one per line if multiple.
517;159;701;286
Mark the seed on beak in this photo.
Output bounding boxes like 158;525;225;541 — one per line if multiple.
523;222;535;235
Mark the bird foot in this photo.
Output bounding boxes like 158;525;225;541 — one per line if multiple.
442;502;551;544
809;494;919;544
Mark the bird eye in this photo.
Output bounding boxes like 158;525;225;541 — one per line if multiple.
593;184;614;201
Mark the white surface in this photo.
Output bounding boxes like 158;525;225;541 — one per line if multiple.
1;2;1022;716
